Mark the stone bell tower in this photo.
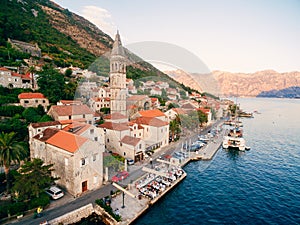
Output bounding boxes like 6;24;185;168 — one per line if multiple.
110;31;127;116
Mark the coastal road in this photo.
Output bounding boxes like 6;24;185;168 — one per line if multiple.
8;120;223;225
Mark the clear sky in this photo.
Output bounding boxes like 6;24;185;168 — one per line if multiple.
53;0;300;73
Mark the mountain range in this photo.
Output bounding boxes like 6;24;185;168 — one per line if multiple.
165;69;300;98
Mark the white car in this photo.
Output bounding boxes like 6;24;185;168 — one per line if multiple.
45;186;64;200
126;158;135;165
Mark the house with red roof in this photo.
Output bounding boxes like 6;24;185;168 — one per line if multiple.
132;117;169;150
132;109;168;122
0;67;32;88
48;104;94;125
88;97;110;112
120;135;145;161
165;108;188;122
18;92;49;111
31;128;104;196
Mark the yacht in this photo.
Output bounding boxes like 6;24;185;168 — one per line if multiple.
222;122;246;151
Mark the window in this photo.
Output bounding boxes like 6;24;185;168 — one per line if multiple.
90;129;94;134
139;144;142;149
35;100;38;103
134;134;136;137
139;133;141;137
43;100;46;103
69;115;71;120
83;114;86;118
24;100;29;104
93;154;97;161
107;138;109;143
65;158;69;166
161;128;163;133
94;137;98;141
120;143;122;147
81;158;86;166
124;152;126;156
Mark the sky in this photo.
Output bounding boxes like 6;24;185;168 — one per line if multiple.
53;0;300;73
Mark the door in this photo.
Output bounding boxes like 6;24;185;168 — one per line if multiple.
82;181;88;192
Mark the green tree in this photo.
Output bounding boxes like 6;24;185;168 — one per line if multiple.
64;68;73;77
63;81;78;100
22;107;41;123
0;132;27;193
13;158;57;200
197;110;208;126
37;65;65;103
169;119;181;141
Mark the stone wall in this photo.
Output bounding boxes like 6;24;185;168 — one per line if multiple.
48;204;94;225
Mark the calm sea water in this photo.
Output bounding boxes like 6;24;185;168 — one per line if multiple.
135;98;300;225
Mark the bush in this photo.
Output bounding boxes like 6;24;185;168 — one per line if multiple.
95;198;121;222
28;192;50;209
0;105;24;117
0;204;9;219
8;202;27;216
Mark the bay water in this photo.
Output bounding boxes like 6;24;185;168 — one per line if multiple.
135;98;300;225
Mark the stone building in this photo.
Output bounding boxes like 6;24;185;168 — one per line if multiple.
109;31;127;116
48;104;94;124
18;92;49;111
8;38;42;57
31;128;104;196
0;67;32;88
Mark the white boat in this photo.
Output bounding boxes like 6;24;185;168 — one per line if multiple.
222;135;246;151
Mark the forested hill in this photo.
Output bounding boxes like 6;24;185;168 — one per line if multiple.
0;0;112;68
0;0;183;86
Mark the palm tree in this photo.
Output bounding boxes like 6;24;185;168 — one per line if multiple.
0;132;26;193
26;66;36;89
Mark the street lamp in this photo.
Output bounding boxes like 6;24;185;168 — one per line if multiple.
121;191;125;208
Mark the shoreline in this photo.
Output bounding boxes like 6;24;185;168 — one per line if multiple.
108;127;224;225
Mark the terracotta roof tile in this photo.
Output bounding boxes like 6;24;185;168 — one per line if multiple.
46;129;88;153
49;104;93;116
172;108;187;115
104;112;127;120
138;109;165;118
62;122;91;134
120;135;141;146
18;92;46;99
133;117;168;127
33;128;59;142
30;121;61;128
99;122;129;131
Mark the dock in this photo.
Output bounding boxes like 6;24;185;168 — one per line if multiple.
107;128;224;225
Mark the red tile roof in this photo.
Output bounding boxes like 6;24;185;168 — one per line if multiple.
196;108;211;114
62;122;91;135
172;108;187;115
0;67;10;71
120;135;141;146
104;112;127;120
99;122;130;131
137;109;165;118
46;129;88;153
49;104;93;116
127;95;149;101
18;92;46;99
59;119;87;125
133;117;168;127
30;121;61;128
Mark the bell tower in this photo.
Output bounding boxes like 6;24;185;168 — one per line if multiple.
110;31;127;116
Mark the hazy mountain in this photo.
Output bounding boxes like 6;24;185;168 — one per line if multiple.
164;69;300;97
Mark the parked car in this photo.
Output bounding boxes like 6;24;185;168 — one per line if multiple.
112;171;129;182
45;186;64;200
127;158;135;165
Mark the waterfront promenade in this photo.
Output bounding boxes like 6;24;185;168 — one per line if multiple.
7;121;224;225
